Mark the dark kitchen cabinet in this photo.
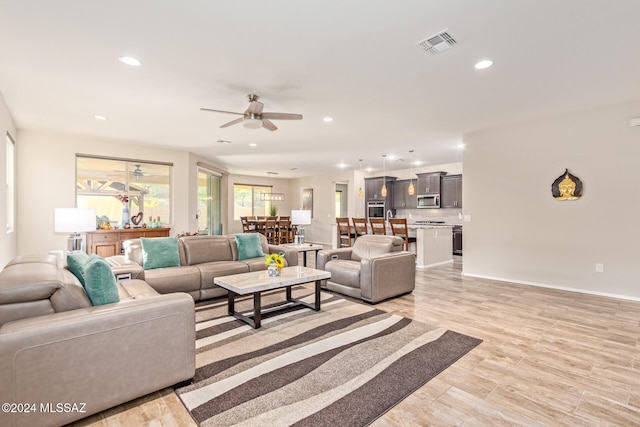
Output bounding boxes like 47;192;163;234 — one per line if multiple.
392;180;417;209
441;174;462;208
365;176;396;205
452;225;462;255
417;172;446;195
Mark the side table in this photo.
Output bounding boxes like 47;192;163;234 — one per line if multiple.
282;243;324;267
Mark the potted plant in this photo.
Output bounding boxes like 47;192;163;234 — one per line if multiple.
269;204;278;217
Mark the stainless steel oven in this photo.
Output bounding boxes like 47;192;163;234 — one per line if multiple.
367;201;385;218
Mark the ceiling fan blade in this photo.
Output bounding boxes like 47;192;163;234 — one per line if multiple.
262;119;278;131
261;112;303;120
247;101;264;115
220;117;244;128
200;108;244;116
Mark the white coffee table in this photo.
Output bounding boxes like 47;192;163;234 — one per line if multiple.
214;266;331;329
281;243;324;267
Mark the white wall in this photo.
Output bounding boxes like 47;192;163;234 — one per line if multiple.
0;92;17;267
16;130;193;255
463;101;640;300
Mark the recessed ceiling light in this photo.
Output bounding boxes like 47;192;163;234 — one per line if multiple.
474;59;493;70
94;115;107;120
457;143;465;149
249;143;257;147
323;117;333;122
118;56;141;66
215;139;231;144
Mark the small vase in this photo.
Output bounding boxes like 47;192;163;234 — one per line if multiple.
121;205;130;229
267;264;281;277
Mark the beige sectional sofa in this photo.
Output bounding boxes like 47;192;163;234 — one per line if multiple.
0;253;195;427
117;234;299;300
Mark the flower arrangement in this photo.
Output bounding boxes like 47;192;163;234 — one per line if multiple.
265;252;285;269
117;193;129;204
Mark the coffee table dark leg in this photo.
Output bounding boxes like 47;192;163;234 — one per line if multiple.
302;251;308;267
286;285;292;301
253;292;261;329
314;279;321;310
227;291;236;315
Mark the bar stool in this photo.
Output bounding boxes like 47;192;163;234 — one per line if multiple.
389;218;417;251
369;218;386;235
336;217;353;247
352;217;368;238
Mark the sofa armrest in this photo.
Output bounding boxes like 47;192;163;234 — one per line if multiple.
0;293;195;427
316;248;353;270
360;252;416;303
268;244;299;267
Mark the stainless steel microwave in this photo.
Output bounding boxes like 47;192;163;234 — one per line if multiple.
417;194;440;209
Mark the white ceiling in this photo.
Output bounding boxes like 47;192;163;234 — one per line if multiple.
1;1;639;177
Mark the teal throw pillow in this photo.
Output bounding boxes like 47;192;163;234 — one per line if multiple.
84;254;120;306
67;250;90;286
235;233;265;260
140;236;181;270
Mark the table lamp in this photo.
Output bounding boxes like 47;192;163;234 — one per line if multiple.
54;208;96;252
291;210;312;244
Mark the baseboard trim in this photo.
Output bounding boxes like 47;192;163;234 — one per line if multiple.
416;259;454;269
461;272;640;302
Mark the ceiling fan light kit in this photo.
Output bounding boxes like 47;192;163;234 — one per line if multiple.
243;118;263;129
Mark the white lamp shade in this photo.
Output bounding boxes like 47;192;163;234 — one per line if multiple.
54;208;96;233
291;210;312;226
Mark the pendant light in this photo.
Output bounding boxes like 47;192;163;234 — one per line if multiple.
357;159;364;198
380;155;387;197
408;150;415;195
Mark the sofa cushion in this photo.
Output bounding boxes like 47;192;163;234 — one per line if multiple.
84;255;120;306
141;237;181;270
324;260;361;288
181;236;234;265
234;233;265;260
66;251;90;286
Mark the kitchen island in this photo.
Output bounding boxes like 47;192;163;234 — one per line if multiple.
409;224;454;269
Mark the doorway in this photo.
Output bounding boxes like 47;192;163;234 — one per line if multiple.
335;182;348;218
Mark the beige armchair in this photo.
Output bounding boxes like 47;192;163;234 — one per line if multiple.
316;235;415;303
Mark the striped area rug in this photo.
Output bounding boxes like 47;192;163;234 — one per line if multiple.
176;288;481;427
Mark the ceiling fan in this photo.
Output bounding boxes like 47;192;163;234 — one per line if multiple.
200;94;303;131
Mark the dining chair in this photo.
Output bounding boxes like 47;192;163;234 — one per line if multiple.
336;217;353;247
240;216;255;233
264;218;278;244
277;217;292;244
352;218;368;238
369;218;386;235
389;218;417;251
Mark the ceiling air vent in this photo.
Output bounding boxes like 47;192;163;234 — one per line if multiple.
416;29;457;55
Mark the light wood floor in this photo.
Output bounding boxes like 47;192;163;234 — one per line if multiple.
70;257;640;426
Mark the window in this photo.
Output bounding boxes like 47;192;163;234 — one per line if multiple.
5;133;15;233
233;184;273;219
76;155;172;228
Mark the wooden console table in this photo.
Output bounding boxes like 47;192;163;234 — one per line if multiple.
86;228;171;257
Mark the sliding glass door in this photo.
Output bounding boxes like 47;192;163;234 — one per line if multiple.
197;168;222;235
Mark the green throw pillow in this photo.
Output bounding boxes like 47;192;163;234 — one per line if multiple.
84;254;120;306
140;236;181;270
67;250;90;286
235;233;265;260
